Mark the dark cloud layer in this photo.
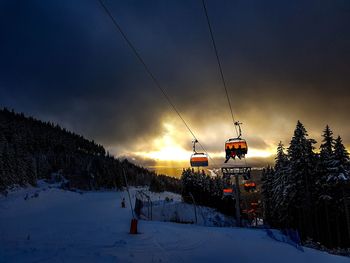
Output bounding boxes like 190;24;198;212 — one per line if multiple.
1;0;350;162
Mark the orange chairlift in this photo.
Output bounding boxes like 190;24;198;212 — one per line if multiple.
224;121;248;162
223;176;235;196
244;181;257;192
223;188;234;196
190;139;209;167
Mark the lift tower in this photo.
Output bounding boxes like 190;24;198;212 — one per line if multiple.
222;166;251;227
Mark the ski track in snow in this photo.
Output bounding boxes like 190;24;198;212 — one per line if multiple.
0;183;349;263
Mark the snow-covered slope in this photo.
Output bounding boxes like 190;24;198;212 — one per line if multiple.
0;184;348;263
136;189;236;227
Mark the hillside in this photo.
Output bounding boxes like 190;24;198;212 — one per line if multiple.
0;108;180;192
0;183;348;263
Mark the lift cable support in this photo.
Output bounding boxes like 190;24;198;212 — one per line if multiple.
98;0;217;167
201;0;252;222
192;139;198;153
222;166;252;227
234;121;242;139
201;0;239;137
201;0;250;167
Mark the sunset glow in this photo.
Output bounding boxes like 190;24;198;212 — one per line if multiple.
134;122;191;161
140;147;190;161
246;149;274;158
131;121;275;165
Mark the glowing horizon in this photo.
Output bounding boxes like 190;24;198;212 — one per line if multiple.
115;118;350;177
127;121;275;166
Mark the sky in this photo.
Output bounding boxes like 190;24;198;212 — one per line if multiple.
1;0;350;175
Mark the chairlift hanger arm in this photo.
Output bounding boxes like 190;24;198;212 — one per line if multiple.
234;121;242;138
192;139;198;153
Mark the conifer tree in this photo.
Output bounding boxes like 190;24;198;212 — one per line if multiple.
261;166;274;225
320;125;334;160
334;136;350;170
317;125;336;201
271;142;289;226
287;121;316;235
327;136;350;185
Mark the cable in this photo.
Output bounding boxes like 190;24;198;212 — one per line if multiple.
201;0;250;169
97;0;217;167
201;0;239;138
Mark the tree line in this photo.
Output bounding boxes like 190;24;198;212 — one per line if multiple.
0;108;181;193
181;168;236;216
261;121;350;248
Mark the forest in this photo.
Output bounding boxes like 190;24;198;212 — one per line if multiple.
0;108;181;193
261;121;350;249
181;121;350;249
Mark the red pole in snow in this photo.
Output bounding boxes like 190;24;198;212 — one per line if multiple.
122;167;138;234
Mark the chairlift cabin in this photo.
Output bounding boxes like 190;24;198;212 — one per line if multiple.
223;188;234;196
224;121;248;159
225;138;248;157
244;181;256;192
190;152;209;167
190;139;208;167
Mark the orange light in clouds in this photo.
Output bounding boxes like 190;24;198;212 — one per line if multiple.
134;122;276;166
246;149;274;158
203;148;274;159
135;122;191;161
133;122;275;162
143;147;190;161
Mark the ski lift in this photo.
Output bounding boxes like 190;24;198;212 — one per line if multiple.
224;122;248;161
225;139;248;155
190;139;208;167
223;188;234;196
190;153;209;167
222;176;235;196
244;181;256;192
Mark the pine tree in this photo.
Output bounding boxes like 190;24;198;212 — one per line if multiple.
327;136;350;185
271;142;289;226
274;142;288;175
333;136;350;247
334;136;350;171
317;125;336;201
323;135;350;247
286;121;316;236
261;166;274;225
320;125;334;160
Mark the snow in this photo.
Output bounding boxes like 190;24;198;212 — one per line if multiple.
135;189;235;226
141;199;236;227
0;183;349;263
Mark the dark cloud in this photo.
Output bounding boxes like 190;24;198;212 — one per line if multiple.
1;0;350;166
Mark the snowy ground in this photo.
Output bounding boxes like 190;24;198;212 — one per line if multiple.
0;183;349;263
136;189;236;227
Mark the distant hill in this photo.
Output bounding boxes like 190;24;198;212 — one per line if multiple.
0;108;180;193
